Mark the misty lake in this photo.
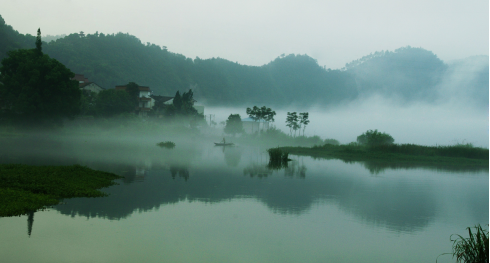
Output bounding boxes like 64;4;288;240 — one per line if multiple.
0;135;488;263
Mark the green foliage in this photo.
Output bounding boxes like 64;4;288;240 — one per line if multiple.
299;112;309;136
286;112;300;136
0;16;486;108
170;89;199;117
80;90;97;115
0;33;81;126
0;15;36;62
95;89;134;117
35;28;42;55
156;141;175;149
246;106;276;123
125;82;140;107
324;138;340;145
246;105;276;133
370;143;488;160
0;188;59;217
438;224;489;263
173;91;182;110
357;129;394;146
0;164;122;217
267;148;290;169
224;114;244;136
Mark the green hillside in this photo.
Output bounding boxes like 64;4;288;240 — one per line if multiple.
0;14;487;107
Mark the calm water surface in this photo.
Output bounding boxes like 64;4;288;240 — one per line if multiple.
0;137;488;263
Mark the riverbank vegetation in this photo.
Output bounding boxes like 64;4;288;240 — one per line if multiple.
438;224;489;263
0;164;122;217
279;142;489;170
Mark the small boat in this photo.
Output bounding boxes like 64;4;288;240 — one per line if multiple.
214;142;234;146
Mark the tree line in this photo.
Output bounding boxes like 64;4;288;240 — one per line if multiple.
0;30;202;126
2;14;483;109
224;106;310;137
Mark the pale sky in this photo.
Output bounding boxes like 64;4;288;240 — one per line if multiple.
1;0;488;68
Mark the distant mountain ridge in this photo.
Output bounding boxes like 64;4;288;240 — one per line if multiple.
0;14;487;108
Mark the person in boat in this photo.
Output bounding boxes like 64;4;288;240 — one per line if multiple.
222;137;226;144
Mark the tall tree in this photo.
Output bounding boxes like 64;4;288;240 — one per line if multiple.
173;91;182;110
286;112;299;137
246;106;261;133
246;105;276;133
0;30;80;126
224;114;244;137
35;28;42;55
299;112;309;136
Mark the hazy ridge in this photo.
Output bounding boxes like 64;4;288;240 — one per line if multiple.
0;14;487;108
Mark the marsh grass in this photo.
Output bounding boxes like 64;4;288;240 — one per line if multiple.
369;143;488;160
157;141;176;149
438;224;489;263
0;164;122;217
267;148;290;169
283;143;488;171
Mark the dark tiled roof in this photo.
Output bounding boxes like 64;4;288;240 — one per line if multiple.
72;74;89;82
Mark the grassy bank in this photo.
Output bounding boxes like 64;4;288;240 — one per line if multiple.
0;164;122;217
279;143;489;170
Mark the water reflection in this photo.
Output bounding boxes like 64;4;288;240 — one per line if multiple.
27;211;34;237
308;155;488;174
222;146;242;167
1;137;487;234
170;165;189;181
243;163;272;178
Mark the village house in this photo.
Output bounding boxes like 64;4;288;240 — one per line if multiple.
152;95;204;115
71;74;104;94
242;117;269;134
115;84;155;116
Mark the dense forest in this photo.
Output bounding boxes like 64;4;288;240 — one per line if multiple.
0;14;487;107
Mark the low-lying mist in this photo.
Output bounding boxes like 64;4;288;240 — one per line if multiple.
207;94;488;147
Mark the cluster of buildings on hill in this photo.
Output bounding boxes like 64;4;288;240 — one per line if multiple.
71;74;204;116
71;74;270;134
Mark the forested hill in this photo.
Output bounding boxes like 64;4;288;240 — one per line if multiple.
0;16;35;61
0;15;487;107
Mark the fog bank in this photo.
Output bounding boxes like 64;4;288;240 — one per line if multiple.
206;95;488;147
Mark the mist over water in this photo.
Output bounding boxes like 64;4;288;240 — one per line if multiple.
206;94;489;147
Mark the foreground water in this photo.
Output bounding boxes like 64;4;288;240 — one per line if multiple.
0;136;488;263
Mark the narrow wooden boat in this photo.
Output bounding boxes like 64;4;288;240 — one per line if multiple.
214;142;234;146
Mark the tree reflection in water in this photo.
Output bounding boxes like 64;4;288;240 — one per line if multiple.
27;211;34;237
243;163;272;178
244;157;307;179
170;165;190;181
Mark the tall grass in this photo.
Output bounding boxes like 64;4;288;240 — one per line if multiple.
267;148;290;169
438;224;489;263
369;143;488;160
